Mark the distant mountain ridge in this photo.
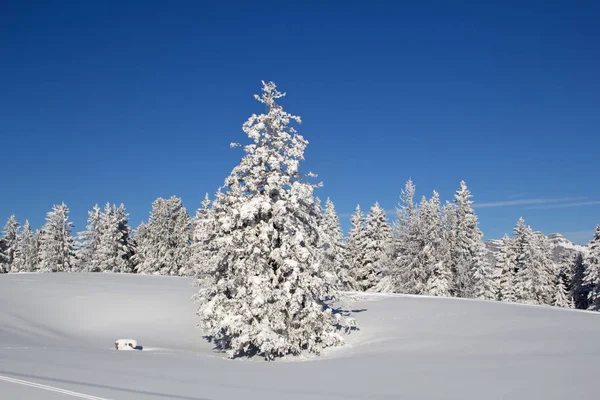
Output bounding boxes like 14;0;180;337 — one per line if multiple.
485;233;588;264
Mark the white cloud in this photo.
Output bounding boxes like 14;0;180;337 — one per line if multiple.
474;197;587;209
525;201;600;210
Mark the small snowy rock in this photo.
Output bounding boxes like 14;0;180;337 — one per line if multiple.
114;339;139;350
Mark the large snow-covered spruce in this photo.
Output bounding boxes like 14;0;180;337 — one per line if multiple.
194;82;345;359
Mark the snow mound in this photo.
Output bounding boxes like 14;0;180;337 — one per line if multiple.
114;339;140;350
1;273;599;399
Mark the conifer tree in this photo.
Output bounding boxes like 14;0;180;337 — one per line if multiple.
583;225;600;311
130;222;148;273
393;179;417;256
532;232;558;304
356;202;392;291
94;203;134;273
511;219;555;305
38;203;76;272
571;252;589;309
190;193;217;278
511;218;535;302
497;235;517;302
137;196;192;275
1;215;20;273
77;205;103;272
420;192;451;296
452;181;490;298
195;82;346;359
554;254;573;308
346;205;366;290
13;220;37;272
320;198;353;290
392;180;421;293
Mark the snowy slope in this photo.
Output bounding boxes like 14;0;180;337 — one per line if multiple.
1;273;599;399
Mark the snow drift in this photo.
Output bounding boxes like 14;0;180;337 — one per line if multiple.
1;273;599;399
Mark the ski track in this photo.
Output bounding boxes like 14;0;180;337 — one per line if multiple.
0;375;112;400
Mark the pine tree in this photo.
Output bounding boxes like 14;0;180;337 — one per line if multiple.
130;222;148;273
13;220;37;272
320;198;353;290
38;203;76;272
393;179;417;255
512;219;555;305
94;203;134;273
77;204;103;272
583;225;600;311
32;229;42;271
497;235;517;302
532;232;558;305
195;82;346;359
554;254;573;308
190;193;217;278
0;238;6;273
452;181;491;298
1;215;20;273
571;252;589;309
420;192;451;297
346;205;366;290
356;202;392;291
136;196;192;275
391;180;421;293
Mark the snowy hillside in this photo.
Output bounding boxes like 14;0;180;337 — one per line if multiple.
1;273;599;399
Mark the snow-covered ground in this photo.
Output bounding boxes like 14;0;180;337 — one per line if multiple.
1;273;598;399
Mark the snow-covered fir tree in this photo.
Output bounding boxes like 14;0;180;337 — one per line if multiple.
136;196;192;276
451;181;492;299
583;225;600;311
571;252;589;309
531;232;558;305
496;235;517;302
320;198;353;290
38;203;76;272
130;221;148;273
195;81;347;359
554;253;574;308
12;220;38;272
1;215;20;273
393;182;426;294
511;219;555;305
346;205;366;290
77;204;103;272
420;192;452;297
190;193;217;278
354;202;392;291
392;179;417;258
93;203;134;273
32;229;42;270
0;239;6;272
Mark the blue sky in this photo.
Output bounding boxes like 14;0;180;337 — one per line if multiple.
1;1;598;244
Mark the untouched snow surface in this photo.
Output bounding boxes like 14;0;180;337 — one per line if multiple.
1;273;599;399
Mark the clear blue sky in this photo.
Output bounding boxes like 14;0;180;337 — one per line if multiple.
1;0;599;244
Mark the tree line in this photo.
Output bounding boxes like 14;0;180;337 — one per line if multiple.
1;81;599;359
